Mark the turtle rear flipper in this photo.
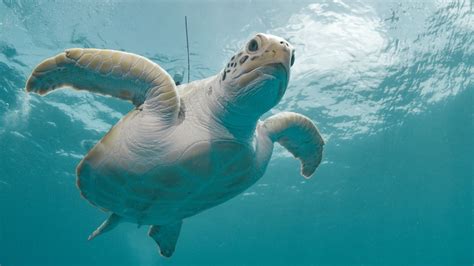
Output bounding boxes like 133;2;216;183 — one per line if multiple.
88;213;121;241
148;221;183;258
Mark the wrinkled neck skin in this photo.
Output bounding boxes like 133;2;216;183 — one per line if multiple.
204;75;260;141
179;76;257;142
180;65;287;143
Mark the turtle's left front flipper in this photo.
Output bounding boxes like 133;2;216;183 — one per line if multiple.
262;112;325;178
148;221;182;258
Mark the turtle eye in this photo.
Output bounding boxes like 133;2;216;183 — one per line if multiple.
290;50;295;66
248;39;259;52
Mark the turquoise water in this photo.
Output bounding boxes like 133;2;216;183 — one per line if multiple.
0;0;472;265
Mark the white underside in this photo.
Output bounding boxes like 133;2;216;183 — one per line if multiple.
76;77;274;225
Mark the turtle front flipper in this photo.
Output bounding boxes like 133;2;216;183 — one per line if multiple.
148;221;182;258
26;48;180;123
262;112;325;178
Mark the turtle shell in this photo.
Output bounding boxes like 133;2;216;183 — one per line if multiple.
77;139;260;225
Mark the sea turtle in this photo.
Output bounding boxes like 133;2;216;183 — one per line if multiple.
25;33;324;257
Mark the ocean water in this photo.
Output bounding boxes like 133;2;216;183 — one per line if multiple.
0;0;472;265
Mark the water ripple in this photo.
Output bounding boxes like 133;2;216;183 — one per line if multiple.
268;0;472;141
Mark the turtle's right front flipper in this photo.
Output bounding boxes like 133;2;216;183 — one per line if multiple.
26;48;180;122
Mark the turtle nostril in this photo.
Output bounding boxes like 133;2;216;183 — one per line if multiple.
280;41;290;47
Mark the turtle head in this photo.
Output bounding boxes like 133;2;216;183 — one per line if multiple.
219;33;295;117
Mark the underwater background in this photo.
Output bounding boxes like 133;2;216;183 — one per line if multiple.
0;0;472;265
